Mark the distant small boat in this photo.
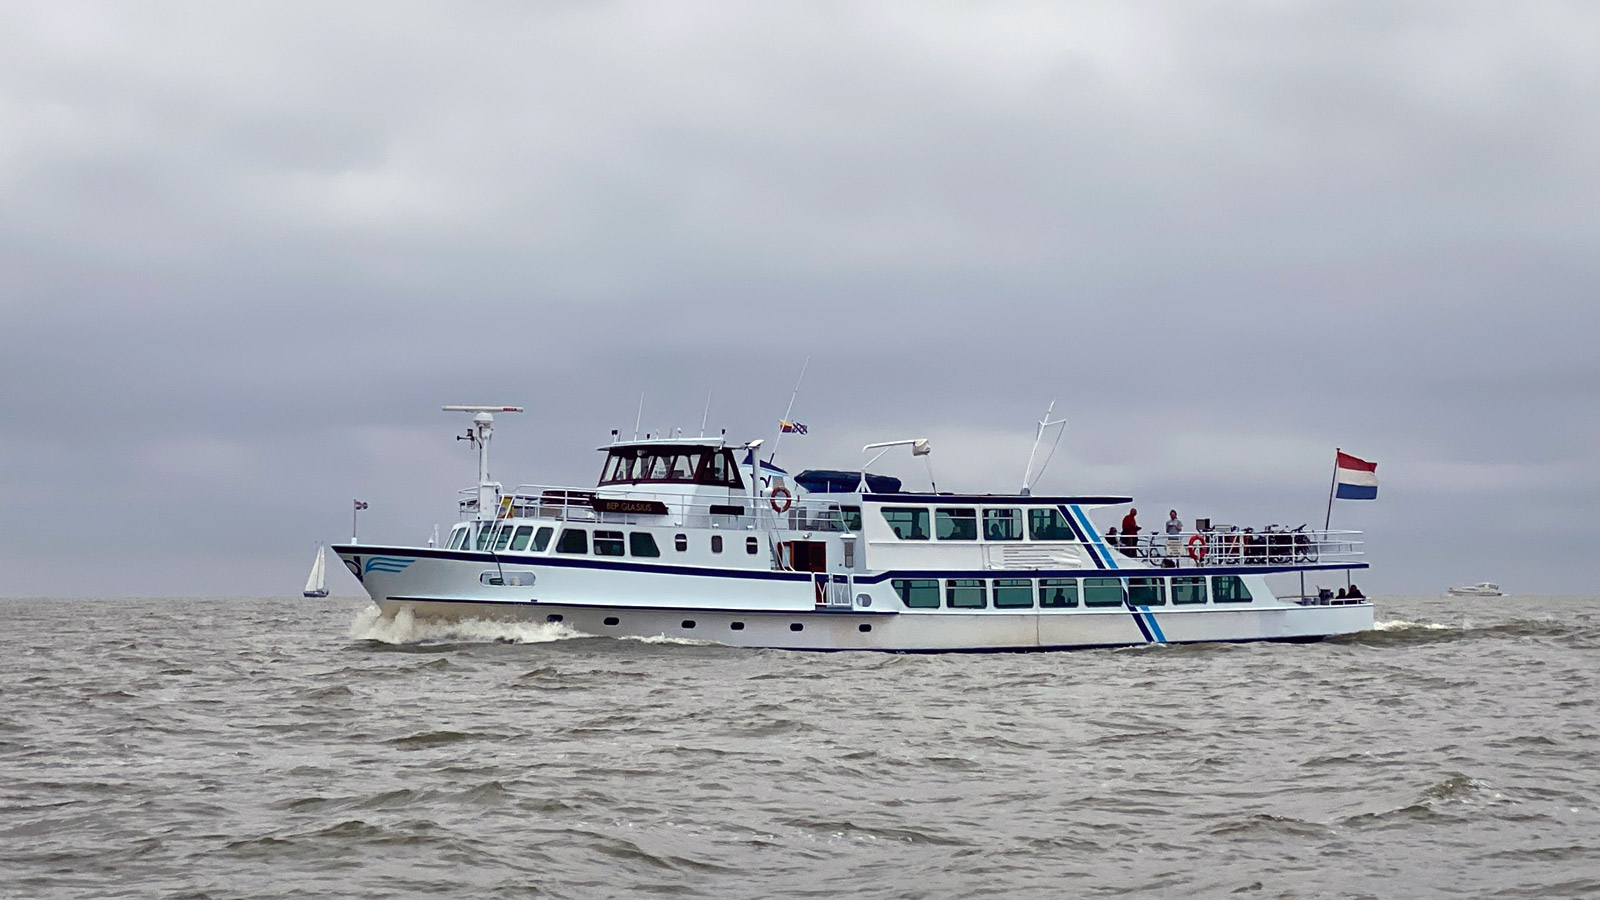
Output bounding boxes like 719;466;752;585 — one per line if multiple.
1448;582;1502;597
303;544;330;598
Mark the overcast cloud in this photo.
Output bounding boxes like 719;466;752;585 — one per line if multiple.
3;1;1597;596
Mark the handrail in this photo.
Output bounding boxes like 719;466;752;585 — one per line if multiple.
457;483;855;532
1106;528;1363;568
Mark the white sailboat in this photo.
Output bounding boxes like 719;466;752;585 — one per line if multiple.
303;544;330;598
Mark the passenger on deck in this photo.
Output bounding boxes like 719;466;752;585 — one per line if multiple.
1165;510;1183;567
1336;587;1347;599
1120;508;1139;554
1346;584;1365;599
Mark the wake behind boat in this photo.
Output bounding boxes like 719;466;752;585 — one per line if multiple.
334;407;1374;651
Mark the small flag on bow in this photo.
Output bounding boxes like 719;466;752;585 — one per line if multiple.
354;500;369;510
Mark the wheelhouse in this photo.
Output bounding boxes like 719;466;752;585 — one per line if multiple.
597;440;745;489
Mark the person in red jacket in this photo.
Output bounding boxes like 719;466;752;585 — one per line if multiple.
1119;508;1140;555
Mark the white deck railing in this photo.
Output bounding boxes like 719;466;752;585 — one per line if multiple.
1107;527;1363;568
460;484;855;532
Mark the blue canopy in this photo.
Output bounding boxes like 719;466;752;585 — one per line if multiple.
794;470;902;494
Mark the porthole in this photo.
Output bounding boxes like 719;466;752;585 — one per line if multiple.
603;616;620;626
858;624;872;633
674;534;688;552
711;535;723;553
730;622;745;631
681;620;696;629
856;594;872;607
790;623;803;632
746;537;759;554
546;614;563;623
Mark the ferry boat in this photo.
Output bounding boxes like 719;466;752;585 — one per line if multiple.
334;407;1373;651
1447;582;1502;597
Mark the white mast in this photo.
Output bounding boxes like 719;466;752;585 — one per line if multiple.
444;405;524;520
1020;400;1068;496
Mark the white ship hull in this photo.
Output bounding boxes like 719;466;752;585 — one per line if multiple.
339;545;1373;652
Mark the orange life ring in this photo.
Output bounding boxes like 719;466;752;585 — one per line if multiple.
769;486;793;513
1186;533;1208;562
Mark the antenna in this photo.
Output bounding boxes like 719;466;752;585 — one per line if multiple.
699;391;712;438
1020;400;1068;496
443;405;523;520
633;393;644;440
768;355;810;465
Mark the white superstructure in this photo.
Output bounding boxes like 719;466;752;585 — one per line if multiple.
333;409;1374;651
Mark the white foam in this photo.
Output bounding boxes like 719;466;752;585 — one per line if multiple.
349;605;586;645
619;633;720;646
1374;619;1451;632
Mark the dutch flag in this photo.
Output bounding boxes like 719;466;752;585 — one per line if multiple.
1334;451;1378;500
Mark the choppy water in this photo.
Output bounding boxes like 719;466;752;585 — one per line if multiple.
2;594;1597;899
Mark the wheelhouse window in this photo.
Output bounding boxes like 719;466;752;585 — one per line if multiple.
556;529;588;554
1127;576;1166;606
1171;576;1207;605
493;525;515;551
593;530;625;557
629;532;660;558
945;579;987;609
1213;575;1254;603
474;525;494;551
531;526;554;552
597;446;745;488
892;578;940;609
993;578;1033;609
448;527;468;550
1028;508;1075;541
1038;578;1079;608
936;508;978;540
509;525;534;551
882;507;930;540
1083;577;1125;607
984;508;1023;541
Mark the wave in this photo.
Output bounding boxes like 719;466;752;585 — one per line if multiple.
348;606;586;645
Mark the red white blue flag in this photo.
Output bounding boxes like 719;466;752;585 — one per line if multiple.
779;420;808;434
1334;451;1378;500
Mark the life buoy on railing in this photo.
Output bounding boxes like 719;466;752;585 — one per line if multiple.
1186;533;1208;562
769;486;793;513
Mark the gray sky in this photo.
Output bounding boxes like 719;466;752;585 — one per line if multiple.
3;1;1597;597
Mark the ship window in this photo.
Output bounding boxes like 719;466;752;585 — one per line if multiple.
892;578;940;609
711;534;724;554
1039;578;1079;608
531;526;554;552
1028;508;1075;541
992;578;1033;609
935;508;978;541
1083;577;1125;607
945;579;987;609
882;507;930;540
670;452;702;480
1127;576;1166;606
475;525;494;550
746;536;759;554
593;530;625;557
1171;576;1207;605
493;525;515;551
448;527;468;550
509;525;534;551
629;532;660;557
674;534;688;552
984;508;1023;541
840;506;863;531
555;529;588;554
681;620;696;629
731;621;745;630
603;616;619;626
1213;575;1253;603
